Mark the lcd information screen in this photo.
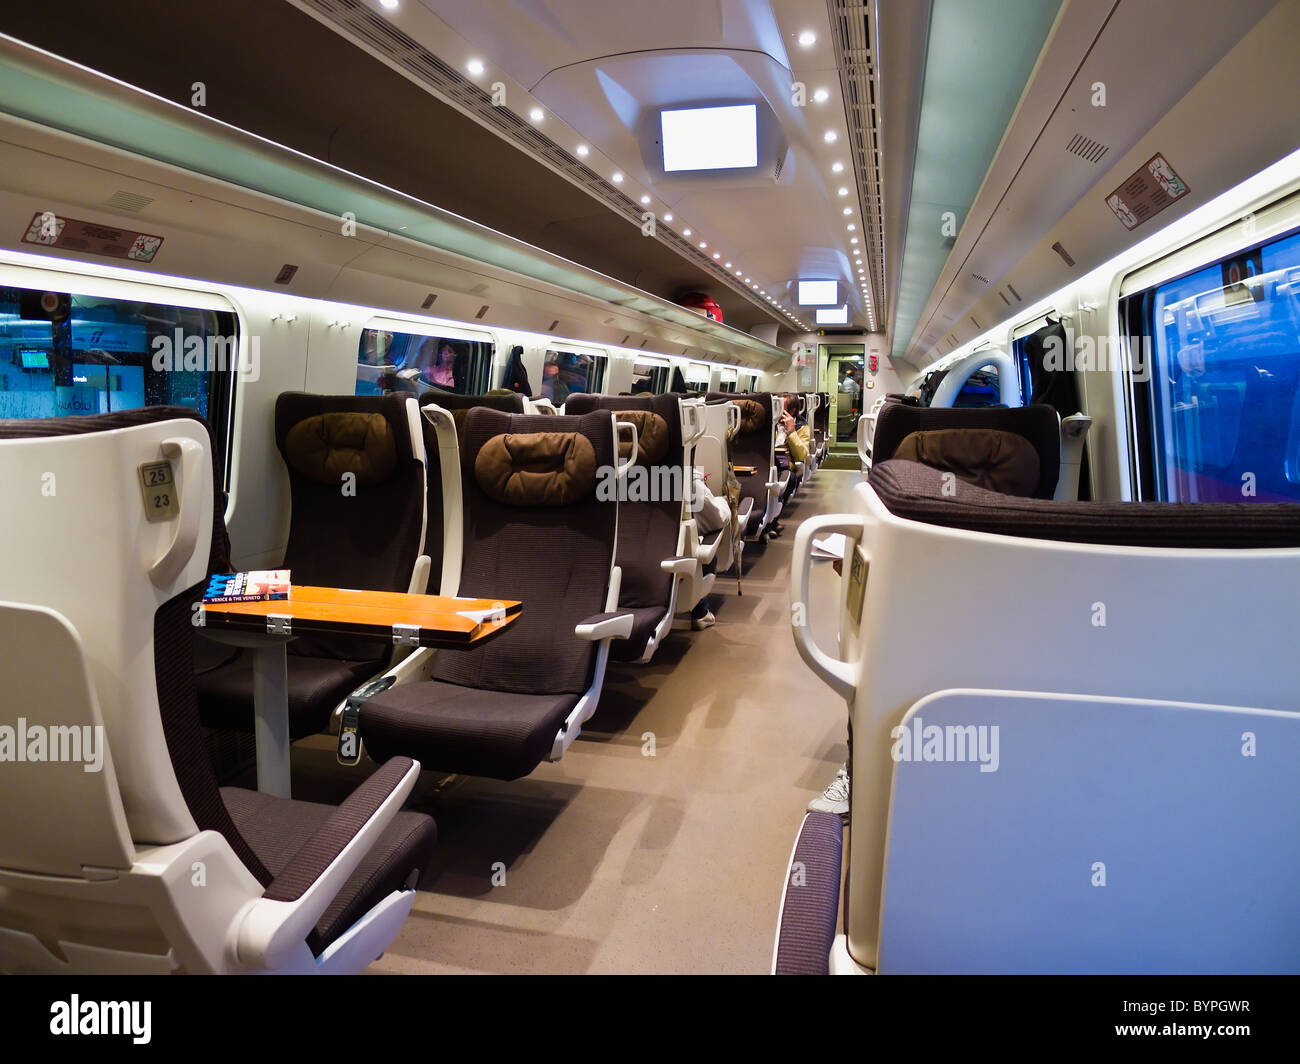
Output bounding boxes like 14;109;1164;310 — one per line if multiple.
815;306;849;325
18;347;49;369
798;281;839;306
661;105;758;173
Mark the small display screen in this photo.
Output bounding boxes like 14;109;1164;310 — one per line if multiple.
18;348;49;369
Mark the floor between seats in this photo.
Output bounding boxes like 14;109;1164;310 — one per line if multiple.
270;470;861;974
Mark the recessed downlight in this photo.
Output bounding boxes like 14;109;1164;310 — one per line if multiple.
575;143;589;157
664;213;673;222
640;195;651;205
831;161;844;173
612;172;624;183
467;58;484;76
798;30;817;47
837;187;849;196
813;88;830;103
529;107;544;122
824;131;838;144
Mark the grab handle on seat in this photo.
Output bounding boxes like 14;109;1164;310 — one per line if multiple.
856;414;873;471
791;514;866;703
615;419;639;479
149;436;205;588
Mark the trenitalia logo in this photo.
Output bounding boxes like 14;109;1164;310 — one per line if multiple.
0;719;105;772
49;996;151;1044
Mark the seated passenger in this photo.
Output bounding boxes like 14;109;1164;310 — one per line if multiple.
770;397;810;538
688;467;730;630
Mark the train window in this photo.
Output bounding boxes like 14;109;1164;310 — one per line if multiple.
683;363;710;394
540;350;605;402
1126;226;1300;502
356;328;492;398
631;361;668;394
0;283;238;486
953;365;1000;407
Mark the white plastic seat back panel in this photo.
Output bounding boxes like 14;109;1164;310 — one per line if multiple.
878;689;1300;974
0;420;212;844
0;602;135;876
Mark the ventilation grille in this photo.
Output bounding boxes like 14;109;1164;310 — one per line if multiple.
1066;133;1109;164
296;0;777;322
104;190;153;213
827;0;885;325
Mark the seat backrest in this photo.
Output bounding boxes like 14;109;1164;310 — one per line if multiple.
871;402;1061;498
566;393;683;609
432;408;617;696
814;474;1300;972
0;409;269;881
275;392;426;593
707;391;773;505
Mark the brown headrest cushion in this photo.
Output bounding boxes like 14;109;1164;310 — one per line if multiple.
475;431;598;506
735;398;767;434
894;428;1040;497
614;410;670;465
283;412;398;485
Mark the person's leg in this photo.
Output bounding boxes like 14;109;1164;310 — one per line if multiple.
809;718;852;816
691;595;715;629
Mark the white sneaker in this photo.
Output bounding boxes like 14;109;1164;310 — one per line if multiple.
807;764;850;816
691;609;716;630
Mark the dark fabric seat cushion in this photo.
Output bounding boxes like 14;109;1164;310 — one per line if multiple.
870;459;1300;548
474;430;597;506
360;680;580;781
894;428;1040;496
610;605;666;662
221;786;436;955
197;650;379;739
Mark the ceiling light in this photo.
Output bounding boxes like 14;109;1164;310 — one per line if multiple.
725;261;732;268
575;143;589;157
798;30;817;47
529;107;544;122
842;207;852;215
847;224;856;231
850;237;859;244
823;131;838;144
379;0;398;8
735;268;743;275
664;213;673;222
640;195;651;204
699;241;708;248
467;58;484;76
683;228;692;236
831;162;844;173
713;252;721;259
837;187;849;196
813;88;830;103
612;172;624;183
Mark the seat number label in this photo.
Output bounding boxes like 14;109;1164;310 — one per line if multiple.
137;460;178;522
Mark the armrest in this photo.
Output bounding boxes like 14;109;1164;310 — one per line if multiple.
575;611;634;640
234;756;421;970
660;556;699;577
736;497;755;520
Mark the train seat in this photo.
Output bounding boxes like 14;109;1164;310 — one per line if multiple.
780;465;1300;974
869;401;1062;498
707;391;786;539
0;408;434;974
357;408;632;779
567;393;708;661
689;399;745;583
196;393;430;740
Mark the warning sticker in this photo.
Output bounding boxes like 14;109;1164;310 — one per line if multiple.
22;211;163;262
1105;154;1190;231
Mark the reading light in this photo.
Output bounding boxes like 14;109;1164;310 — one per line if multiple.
467;59;484;76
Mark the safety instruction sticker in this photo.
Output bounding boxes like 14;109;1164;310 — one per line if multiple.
22;211;163;262
1105;154;1190;231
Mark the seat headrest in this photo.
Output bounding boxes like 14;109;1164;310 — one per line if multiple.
734;398;768;433
894;428;1041;497
614;409;669;465
474;431;598;506
283;412;398;485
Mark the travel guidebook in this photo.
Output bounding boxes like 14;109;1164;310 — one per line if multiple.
203;570;292;604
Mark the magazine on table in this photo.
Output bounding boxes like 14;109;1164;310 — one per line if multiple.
203;570;292;604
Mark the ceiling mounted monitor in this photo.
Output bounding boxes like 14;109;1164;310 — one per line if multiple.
798;280;840;306
660;104;758;173
815;305;849;325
